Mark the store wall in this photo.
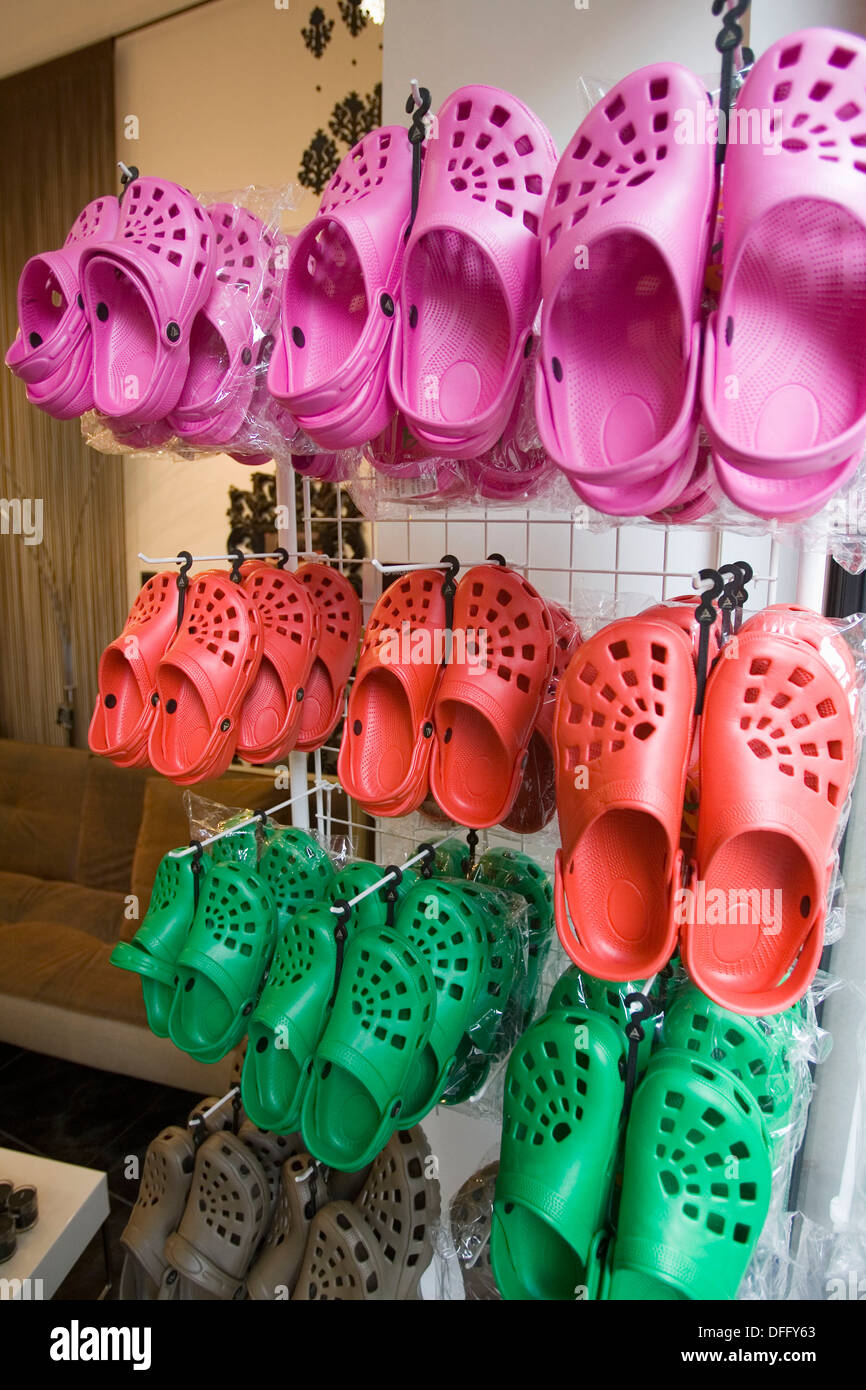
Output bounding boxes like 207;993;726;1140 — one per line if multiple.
383;0;866;1226
115;0;383;603
384;0;866;144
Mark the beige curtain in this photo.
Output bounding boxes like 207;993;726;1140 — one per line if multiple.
0;42;126;747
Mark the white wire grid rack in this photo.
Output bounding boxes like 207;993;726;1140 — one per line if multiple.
276;461;792;875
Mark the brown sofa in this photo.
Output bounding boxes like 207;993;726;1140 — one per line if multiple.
0;738;301;1091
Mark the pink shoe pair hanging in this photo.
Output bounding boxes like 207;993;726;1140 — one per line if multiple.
536;27;866;523
268;88;558;456
7;180;286;450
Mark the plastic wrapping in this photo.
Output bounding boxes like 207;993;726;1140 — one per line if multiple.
440;957;832;1301
701;610;866;964
334;71;866;563
184;789;349;871
424;877;532;1120
82;184;305;468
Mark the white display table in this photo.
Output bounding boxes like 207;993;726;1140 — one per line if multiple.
0;1147;110;1300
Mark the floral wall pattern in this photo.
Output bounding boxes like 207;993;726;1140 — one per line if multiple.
299;8;383;194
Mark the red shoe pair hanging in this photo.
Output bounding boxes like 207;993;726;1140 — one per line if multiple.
89;555;361;783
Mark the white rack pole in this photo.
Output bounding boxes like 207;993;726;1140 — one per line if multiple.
277;458;312;833
330;836;449;913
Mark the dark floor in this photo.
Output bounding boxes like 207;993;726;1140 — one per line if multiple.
0;1041;201;1299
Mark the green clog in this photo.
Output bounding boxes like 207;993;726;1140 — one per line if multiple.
395;879;492;1125
661;983;796;1135
610;1050;772;1300
441;883;521;1105
168;862;276;1063
329;860;419;933
209;820;260;867
491;1008;626;1300
547;966;658;1078
110;847;201;1038
432;837;471;878
473;848;554;1025
301;925;435;1171
241;902;343;1133
257;827;336;926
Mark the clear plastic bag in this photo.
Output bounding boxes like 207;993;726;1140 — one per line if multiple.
83;184;305;468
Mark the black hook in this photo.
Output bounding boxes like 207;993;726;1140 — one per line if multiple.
273;547;290;570
380;865;402;928
175;550;193;630
486;552;507;567
620;990;662;1123
465;828;479;875
440;555;460;667
694;568;724;716
231;1088;243;1135
712;0;753;167
405;84;432;239
119;164;139;203
732;560;753;631
329;900;352;1008
189;839;205;911
717;564;739;644
229;547;245;584
416;842;436;879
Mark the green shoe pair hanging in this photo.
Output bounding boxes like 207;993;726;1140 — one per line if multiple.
241;856;420;1142
244;842;555;1168
491;974;791;1301
435;843;556;1103
111;826;331;1061
242;859;524;1170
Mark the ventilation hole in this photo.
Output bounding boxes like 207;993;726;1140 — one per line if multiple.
782;138;808;152
609;639;629;660
744;687;759;704
817;698;836;717
789;666;813;686
628;169;653;187
829;45;855;68
604;95;625;121
633;722;654;741
778;44;802;68
618;122;636;145
804;771;819;792
747;739;771;759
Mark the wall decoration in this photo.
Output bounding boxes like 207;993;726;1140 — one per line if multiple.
329;90;373;145
338;0;368;37
227;472;278;555
299;127;341;193
301;7;335;58
366;80;382;127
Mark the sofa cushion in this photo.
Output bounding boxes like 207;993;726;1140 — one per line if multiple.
0;920;148;1028
129;772;278;914
0;871;127;944
76;756;149;894
0;739;88;882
